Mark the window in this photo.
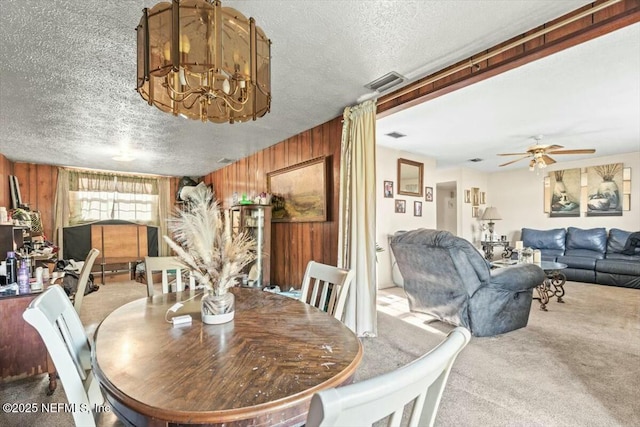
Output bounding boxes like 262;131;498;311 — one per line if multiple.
68;171;159;225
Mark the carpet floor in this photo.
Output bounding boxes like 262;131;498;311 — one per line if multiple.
1;280;638;426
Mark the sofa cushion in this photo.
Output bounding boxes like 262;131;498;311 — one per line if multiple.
563;249;605;260
596;259;640;276
522;228;566;252
566;227;607;254
605;253;640;262
607;228;640;256
557;255;598;270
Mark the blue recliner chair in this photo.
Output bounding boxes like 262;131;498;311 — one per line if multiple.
390;229;545;337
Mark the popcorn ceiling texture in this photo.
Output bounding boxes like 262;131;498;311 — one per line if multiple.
0;1;594;176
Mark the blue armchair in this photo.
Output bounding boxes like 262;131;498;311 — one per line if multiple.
390;229;545;337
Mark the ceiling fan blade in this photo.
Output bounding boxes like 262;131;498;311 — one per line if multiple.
499;156;530;167
541;155;556;165
547;149;596;155
546;144;564;150
497;152;530;156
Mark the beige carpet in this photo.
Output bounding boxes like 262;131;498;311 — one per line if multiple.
1;280;638;427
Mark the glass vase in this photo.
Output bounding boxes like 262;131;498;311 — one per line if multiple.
201;291;235;325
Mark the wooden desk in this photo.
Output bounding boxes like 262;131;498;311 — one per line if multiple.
0;291;57;394
92;287;362;426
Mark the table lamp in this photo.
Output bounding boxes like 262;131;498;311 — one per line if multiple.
481;207;502;240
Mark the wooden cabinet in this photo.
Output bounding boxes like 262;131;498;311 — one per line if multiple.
230;205;271;287
0;291;56;393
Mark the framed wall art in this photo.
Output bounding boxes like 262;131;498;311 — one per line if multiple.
425;187;433;202
586;163;623;217
549;168;580;217
414;201;422;216
267;156;328;222
384;180;394;198
395;199;406;214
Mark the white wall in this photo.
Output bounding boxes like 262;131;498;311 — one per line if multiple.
489;151;640;243
376;145;436;288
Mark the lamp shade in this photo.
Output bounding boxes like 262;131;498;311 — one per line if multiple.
481;207;502;221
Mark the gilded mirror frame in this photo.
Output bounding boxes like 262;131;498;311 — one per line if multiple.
397;158;424;197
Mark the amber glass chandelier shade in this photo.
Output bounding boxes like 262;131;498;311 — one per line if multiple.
136;0;271;124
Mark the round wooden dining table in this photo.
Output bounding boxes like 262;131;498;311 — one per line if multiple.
92;287;363;426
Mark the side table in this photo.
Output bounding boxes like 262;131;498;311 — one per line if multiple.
480;240;513;260
536;261;567;311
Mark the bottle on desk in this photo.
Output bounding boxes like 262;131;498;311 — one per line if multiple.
6;251;18;286
18;260;30;294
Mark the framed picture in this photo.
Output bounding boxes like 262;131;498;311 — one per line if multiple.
395;199;406;213
425;187;433;202
464;190;471;203
586;163;623;217
549;168;581;217
414;201;422;216
472;206;479;218
267;156;328;222
383;180;394;198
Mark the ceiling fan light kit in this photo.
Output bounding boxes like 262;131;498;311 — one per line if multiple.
136;0;271;124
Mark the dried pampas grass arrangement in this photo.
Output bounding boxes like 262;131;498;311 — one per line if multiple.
164;185;256;296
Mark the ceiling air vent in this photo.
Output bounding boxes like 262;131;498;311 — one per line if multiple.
364;71;405;92
385;131;406;139
217;157;235;164
468;158;484;162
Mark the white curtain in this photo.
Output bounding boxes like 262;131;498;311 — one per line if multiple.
338;100;377;336
53;168;71;257
157;177;171;256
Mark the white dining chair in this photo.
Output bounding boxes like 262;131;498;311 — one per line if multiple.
71;248;100;314
144;256;195;297
22;285;104;427
299;261;355;321
305;327;471;427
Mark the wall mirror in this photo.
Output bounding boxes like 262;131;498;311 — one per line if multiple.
397;158;424;197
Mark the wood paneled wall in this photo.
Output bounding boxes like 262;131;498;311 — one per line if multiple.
205;116;343;288
0;154;12;209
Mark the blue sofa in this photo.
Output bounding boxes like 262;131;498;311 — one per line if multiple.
521;227;640;289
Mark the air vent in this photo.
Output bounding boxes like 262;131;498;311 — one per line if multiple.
468;158;484;162
364;71;405;92
217;157;235;164
385;131;406;139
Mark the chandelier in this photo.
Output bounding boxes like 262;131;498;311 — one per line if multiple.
136;0;271;124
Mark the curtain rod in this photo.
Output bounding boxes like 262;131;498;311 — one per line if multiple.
378;0;625;107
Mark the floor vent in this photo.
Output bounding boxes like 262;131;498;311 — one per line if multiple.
365;71;405;92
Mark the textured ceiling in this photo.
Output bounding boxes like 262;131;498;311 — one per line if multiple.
2;0;627;178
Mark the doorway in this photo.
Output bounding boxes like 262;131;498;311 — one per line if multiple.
436;181;457;235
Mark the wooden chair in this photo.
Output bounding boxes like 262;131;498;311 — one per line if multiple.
71;248;100;314
144;256;195;297
305;327;471;427
22;285;104;427
299;261;355;321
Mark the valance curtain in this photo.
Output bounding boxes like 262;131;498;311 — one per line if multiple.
338;100;377;337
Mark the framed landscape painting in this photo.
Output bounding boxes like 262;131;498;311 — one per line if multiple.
267;156;328;222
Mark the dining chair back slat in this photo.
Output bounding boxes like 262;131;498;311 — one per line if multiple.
305;327;471;427
300;261;355;321
145;256;195;297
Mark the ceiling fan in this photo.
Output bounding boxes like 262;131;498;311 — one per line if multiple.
498;135;595;170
